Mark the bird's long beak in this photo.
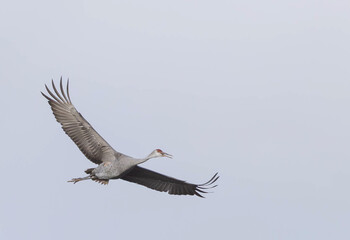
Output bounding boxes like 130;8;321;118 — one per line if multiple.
162;152;173;159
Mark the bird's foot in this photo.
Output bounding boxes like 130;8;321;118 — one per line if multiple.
68;177;86;184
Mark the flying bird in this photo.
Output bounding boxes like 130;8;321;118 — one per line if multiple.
42;79;219;197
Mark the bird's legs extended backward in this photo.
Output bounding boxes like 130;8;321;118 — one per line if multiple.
68;176;91;184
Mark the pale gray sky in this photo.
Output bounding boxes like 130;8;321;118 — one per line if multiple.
1;1;350;239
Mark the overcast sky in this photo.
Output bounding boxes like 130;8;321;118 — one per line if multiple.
1;1;350;239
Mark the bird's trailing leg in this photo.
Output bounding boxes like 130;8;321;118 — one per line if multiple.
68;176;91;184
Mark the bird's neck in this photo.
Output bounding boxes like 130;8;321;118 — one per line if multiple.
134;155;153;165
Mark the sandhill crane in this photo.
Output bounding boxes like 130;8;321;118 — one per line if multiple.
41;79;219;197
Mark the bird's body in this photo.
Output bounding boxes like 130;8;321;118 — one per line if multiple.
42;79;218;197
93;155;133;180
90;152;154;180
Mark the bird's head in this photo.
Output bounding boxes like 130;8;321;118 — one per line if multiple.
148;149;173;159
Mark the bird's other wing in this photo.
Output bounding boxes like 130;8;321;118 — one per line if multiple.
121;166;219;197
41;79;119;164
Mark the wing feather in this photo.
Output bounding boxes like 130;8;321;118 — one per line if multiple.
121;166;219;197
42;78;117;164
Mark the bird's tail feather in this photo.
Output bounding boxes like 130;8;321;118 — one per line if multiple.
92;178;109;185
84;168;109;185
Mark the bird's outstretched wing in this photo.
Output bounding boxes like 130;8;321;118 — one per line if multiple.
121;166;219;197
41;79;117;164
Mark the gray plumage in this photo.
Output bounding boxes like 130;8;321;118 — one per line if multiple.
42;78;219;197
